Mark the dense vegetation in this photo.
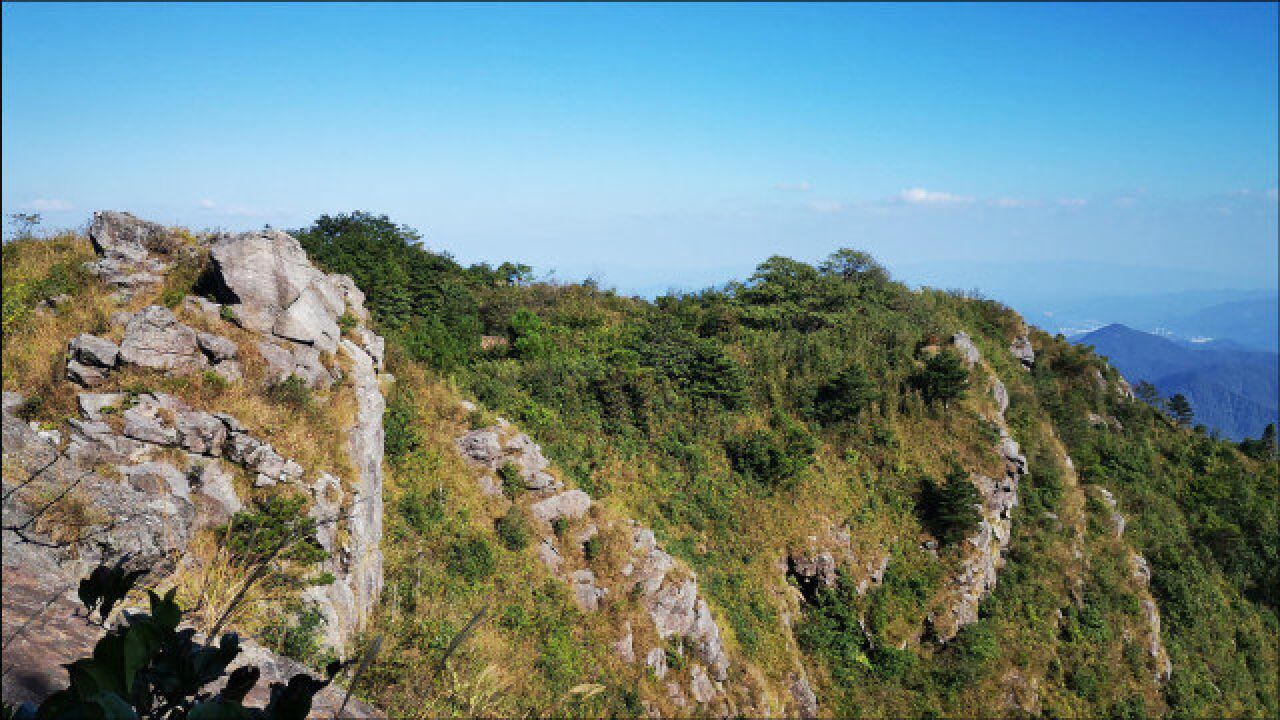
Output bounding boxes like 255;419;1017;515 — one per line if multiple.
290;211;1276;718
4;212;1272;717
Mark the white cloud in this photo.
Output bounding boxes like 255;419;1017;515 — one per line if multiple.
898;187;973;206
198;198;268;218
23;198;71;211
1056;198;1087;207
807;200;844;214
1114;196;1135;208
1267;188;1278;201
775;181;812;192
989;197;1042;208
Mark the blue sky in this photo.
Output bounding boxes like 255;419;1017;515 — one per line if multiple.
3;2;1277;305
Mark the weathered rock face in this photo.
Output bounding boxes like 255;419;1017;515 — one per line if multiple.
1098;486;1174;683
454;409;739;712
1010;335;1036;368
120;306;208;373
951;331;982;366
208;230;352;355
15;214;389;654
456;426;561;491
932;334;1028;643
0;565;381;719
87;211;187;296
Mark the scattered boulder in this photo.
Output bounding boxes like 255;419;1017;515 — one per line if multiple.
1010;335;1035;368
119;306;207;373
530;489;592;525
196;332;238;363
790;673;819;720
570;569;607;611
77;393;125;421
951;331;982;366
68;334;119;369
86;211;177;294
66;360;109;388
992;378;1009;414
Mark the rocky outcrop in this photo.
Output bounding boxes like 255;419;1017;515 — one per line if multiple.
951;331;982;366
6;214;388;714
119;305;208;373
1095;486;1173;683
932;333;1028;643
786;522;889;600
207;229;358;356
456;425;561;491
0;565;380;718
1010;334;1035;368
66;333;120;387
454;411;738;712
86;211;187;296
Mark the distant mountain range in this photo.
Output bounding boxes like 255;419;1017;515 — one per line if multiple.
1033;289;1277;352
1077;324;1278;440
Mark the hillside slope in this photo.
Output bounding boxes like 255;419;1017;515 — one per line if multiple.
3;212;1276;719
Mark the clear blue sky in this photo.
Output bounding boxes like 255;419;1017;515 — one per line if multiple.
3;2;1277;303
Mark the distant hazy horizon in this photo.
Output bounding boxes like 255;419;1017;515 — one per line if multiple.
4;3;1277;305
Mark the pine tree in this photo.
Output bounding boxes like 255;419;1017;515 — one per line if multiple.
919;350;970;408
1167;393;1194;427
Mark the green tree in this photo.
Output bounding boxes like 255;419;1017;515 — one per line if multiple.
812;363;879;424
918;350;970;408
919;465;982;546
1167;393;1194;427
1134;380;1161;405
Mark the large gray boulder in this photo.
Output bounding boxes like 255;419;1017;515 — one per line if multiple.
207;230;344;353
119;306;207;373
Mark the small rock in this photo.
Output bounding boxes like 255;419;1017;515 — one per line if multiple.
68;334;120;368
77;393;126;421
1010;336;1035;368
66;360;109;388
689;664;716;704
175;411;228;456
196;332;239;363
645;647;668;680
530;489;592;525
614;624;635;663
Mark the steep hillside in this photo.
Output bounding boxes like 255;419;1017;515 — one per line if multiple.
294;213;1275;718
1078;323;1278;440
3;212;1276;719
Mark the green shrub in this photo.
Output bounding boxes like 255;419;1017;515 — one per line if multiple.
916;350;970;407
265;374;314;412
398;486;445;534
498;462;523;499
384;387;422;465
496;507;532;551
446;536;496;582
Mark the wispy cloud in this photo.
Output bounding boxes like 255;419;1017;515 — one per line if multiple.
989;197;1042;208
1056;198;1087;207
22;198;72;211
774;181;812;192
898;187;974;206
807;200;844;214
1267;188;1278;202
197;198;269;218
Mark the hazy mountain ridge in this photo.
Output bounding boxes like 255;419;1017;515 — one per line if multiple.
1078;323;1278;440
